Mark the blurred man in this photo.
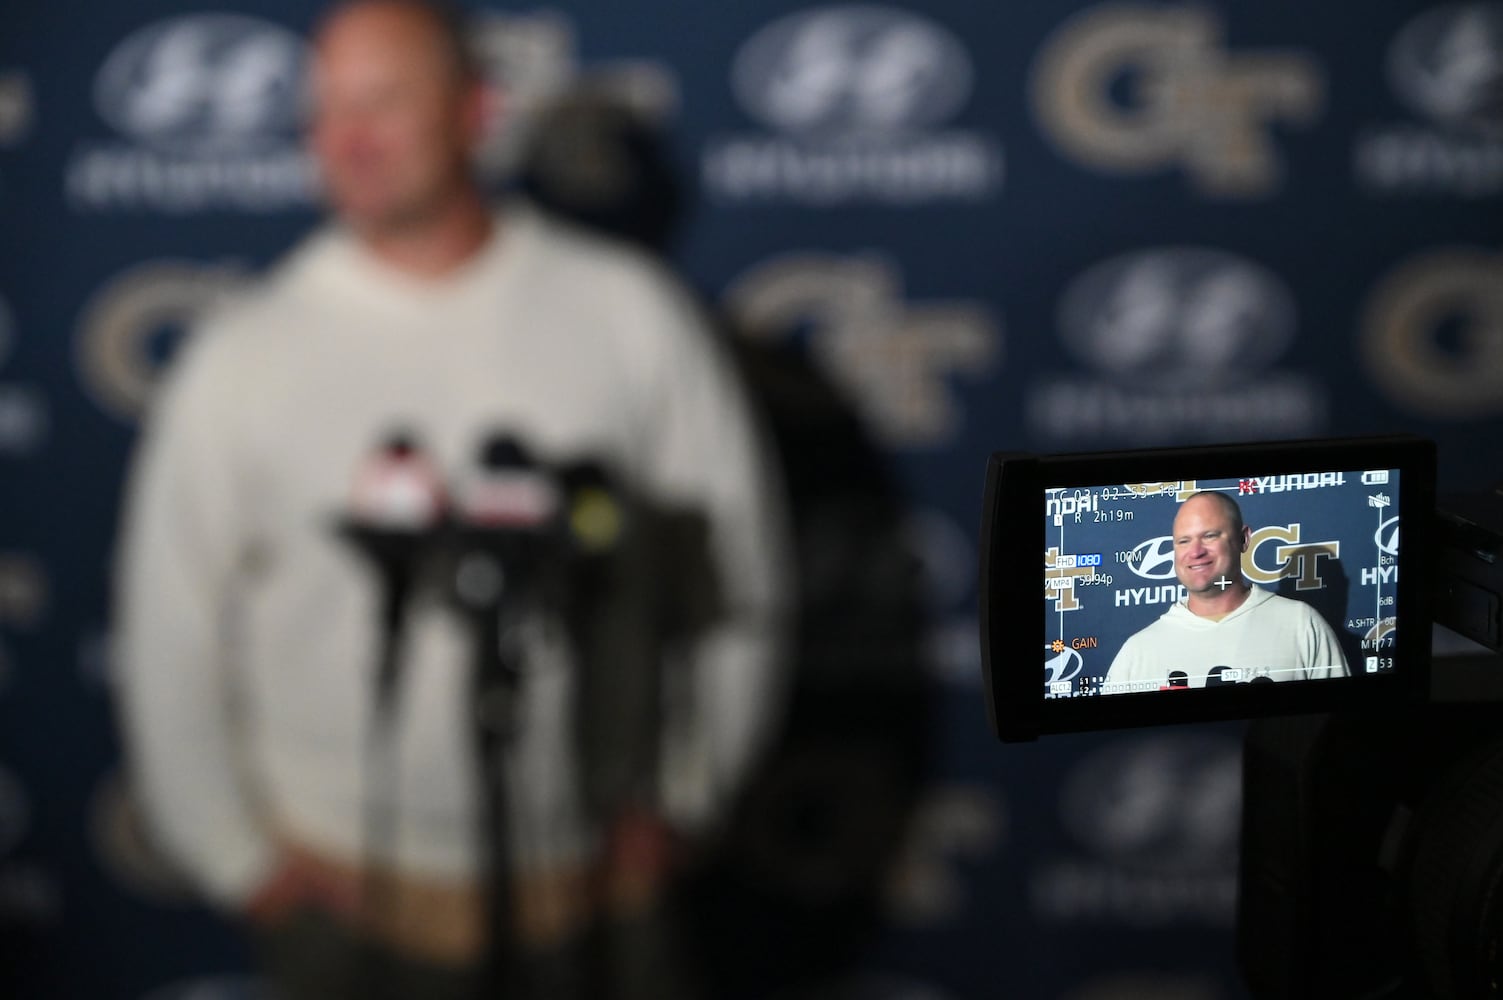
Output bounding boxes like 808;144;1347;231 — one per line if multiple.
1104;491;1348;689
114;2;788;997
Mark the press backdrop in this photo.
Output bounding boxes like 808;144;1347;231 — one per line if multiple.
1;2;1500;998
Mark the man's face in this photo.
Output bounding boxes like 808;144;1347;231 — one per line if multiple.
1171;496;1249;596
308;4;481;233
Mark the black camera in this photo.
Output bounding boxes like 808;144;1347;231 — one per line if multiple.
979;434;1503;999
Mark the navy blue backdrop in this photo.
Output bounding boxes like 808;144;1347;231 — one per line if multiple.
1;2;1501;998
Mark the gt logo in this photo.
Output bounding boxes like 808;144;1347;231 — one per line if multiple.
726;253;999;446
1243;523;1339;591
1031;4;1323;196
1362;248;1503;419
75;261;248;422
1046;546;1096;611
1123;481;1200;500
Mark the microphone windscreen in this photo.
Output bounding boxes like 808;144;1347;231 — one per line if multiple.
350;431;445;530
456;434;560;529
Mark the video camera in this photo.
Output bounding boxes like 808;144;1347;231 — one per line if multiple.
979;434;1503;1000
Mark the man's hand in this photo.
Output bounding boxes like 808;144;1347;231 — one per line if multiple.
244;842;362;927
603;807;682;916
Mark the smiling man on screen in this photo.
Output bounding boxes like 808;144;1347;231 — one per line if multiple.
1103;491;1350;691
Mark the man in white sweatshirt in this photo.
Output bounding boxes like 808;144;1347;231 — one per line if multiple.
1103;492;1349;691
113;2;788;997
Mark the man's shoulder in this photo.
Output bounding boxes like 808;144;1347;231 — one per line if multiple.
511;203;697;320
1246;589;1339;635
1118;606;1187;651
164;231;337;395
1251;589;1317;619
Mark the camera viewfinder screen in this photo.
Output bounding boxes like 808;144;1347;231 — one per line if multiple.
1042;470;1400;698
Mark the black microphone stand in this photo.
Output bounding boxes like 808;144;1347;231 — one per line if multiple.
448;522;551;998
334;519;431;994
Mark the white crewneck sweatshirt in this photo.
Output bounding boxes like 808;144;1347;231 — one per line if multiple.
1103;586;1350;691
114;204;791;907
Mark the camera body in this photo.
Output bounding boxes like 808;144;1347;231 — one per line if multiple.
980;435;1446;741
978;434;1503;999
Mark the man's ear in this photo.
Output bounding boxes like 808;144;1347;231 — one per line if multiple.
1240;525;1252;552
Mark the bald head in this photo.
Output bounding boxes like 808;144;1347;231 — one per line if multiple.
308;0;486;235
314;1;477;86
1178;491;1244;540
1171;491;1251;600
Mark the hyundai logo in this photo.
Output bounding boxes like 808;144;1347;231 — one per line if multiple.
1128;536;1178;581
1061;734;1241;872
1045;647;1085;686
732;5;972;137
1389;3;1503;133
95;14;307;151
1060;247;1296;387
1376;515;1400;557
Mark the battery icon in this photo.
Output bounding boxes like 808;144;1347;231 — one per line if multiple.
1361;470;1389;485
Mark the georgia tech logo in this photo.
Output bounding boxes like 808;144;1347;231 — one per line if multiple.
1361;247;1503;419
1031;4;1324;196
733;5;971;136
76;262;249;422
1244;523;1340;591
1377;516;1400;557
725;253;1000;447
1122;481;1201;501
1129;536;1177;581
1046;547;1098;611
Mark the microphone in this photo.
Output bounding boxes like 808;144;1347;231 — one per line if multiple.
450;435;562;611
449;434;565;975
338;432;448;988
1166;670;1189;689
1205;665;1231;687
557;459;625;557
337;431;445;710
455;436;560;531
349;431;445;531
